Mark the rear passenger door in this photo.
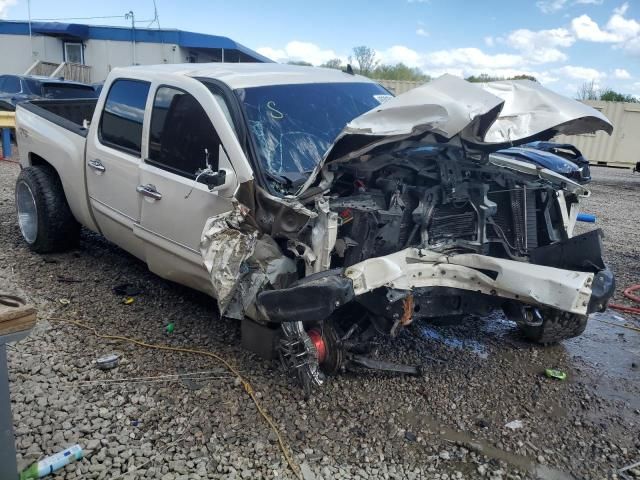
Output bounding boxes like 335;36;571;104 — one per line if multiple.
135;84;238;294
86;78;150;260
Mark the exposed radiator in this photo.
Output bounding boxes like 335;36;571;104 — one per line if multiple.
429;202;476;243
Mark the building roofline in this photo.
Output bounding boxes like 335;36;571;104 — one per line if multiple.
0;20;272;62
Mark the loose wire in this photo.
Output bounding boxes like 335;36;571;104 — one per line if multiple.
48;317;302;480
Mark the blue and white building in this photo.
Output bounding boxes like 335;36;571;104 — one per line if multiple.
0;21;270;83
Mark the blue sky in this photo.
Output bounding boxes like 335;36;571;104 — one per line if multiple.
2;0;639;97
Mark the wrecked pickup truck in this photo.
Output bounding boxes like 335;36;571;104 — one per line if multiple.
14;64;614;391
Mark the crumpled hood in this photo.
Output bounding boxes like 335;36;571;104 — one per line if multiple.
322;74;612;164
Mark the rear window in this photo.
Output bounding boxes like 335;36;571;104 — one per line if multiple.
42;84;97;99
99;79;150;155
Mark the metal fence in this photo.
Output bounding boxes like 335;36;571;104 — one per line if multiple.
375;80;638;168
377;79;424;95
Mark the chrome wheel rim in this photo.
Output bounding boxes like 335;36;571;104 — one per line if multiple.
16;181;37;244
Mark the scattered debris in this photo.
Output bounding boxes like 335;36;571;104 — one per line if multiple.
404;431;417;442
122;297;134;305
165;322;175;334
545;369;567;380
95;353;119;370
19;444;83;479
618;460;640;480
58;298;70;305
504;420;524;430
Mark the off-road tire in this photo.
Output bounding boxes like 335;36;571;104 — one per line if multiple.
15;165;80;253
520;309;588;344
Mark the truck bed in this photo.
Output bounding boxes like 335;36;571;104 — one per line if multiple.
18;99;98;137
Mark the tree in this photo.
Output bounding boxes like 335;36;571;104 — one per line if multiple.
320;58;343;70
576;80;599;101
465;73;537;83
287;60;312;66
351;46;379;75
371;63;430;82
599;88;638;103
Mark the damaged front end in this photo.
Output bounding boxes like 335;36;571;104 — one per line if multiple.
201;75;615;393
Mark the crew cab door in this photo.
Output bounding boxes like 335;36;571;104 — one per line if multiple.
86;79;151;260
134;83;239;294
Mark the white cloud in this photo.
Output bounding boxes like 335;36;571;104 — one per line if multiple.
416;28;429;37
377;45;423;68
0;0;17;19
505;27;575;63
484;36;495;47
557;65;606;80
537;0;603;13
613;67;631;79
570;4;640;54
537;0;570;13
256;41;344;65
424;47;524;69
571;14;622;42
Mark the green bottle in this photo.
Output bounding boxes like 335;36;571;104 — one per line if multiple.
19;444;83;479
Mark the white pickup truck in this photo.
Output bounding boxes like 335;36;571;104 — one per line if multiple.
15;64;615;390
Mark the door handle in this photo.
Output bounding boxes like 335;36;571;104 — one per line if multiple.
136;184;162;200
88;159;105;173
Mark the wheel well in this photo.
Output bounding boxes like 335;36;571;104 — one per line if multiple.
29;152;52;169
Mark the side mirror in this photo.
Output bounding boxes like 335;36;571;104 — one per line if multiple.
197;169;226;190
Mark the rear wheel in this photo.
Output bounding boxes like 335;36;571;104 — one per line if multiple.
504;302;587;344
15;165;80;253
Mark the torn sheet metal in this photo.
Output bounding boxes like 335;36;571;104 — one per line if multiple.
218;232;297;320
480;80;613;143
317;74;612;168
322;74;504;163
200;203;257;314
344;247;594;315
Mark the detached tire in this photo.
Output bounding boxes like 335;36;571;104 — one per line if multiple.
15;165;80;253
519;309;587;344
504;302;588;344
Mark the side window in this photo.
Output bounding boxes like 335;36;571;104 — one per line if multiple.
99;79;150;155
148;86;220;177
3;76;21;94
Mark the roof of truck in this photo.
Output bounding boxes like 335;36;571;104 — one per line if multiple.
121;62;378;89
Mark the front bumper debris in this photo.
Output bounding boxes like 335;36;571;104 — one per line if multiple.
257;242;614;323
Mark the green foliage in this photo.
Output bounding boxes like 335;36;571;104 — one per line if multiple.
371;63;430;82
287;60;312;66
599;88;638;103
466;73;537;83
319;58;343;69
577;81;638;102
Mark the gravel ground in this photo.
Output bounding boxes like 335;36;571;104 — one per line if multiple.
1;156;639;480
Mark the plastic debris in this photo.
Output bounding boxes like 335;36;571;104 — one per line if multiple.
19;444;83;479
96;353;120;370
58;298;70;305
505;419;524;430
122;297;135;305
166;322;175;334
545;368;567;380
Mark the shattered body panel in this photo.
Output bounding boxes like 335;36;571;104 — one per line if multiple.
198;74;614;390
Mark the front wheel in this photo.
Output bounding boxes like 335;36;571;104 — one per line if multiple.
504;302;588;344
15;165;80;253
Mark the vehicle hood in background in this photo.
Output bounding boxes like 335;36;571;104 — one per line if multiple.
322;74;613;165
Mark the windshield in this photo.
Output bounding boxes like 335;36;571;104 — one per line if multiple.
236;82;391;191
42;84;98;99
